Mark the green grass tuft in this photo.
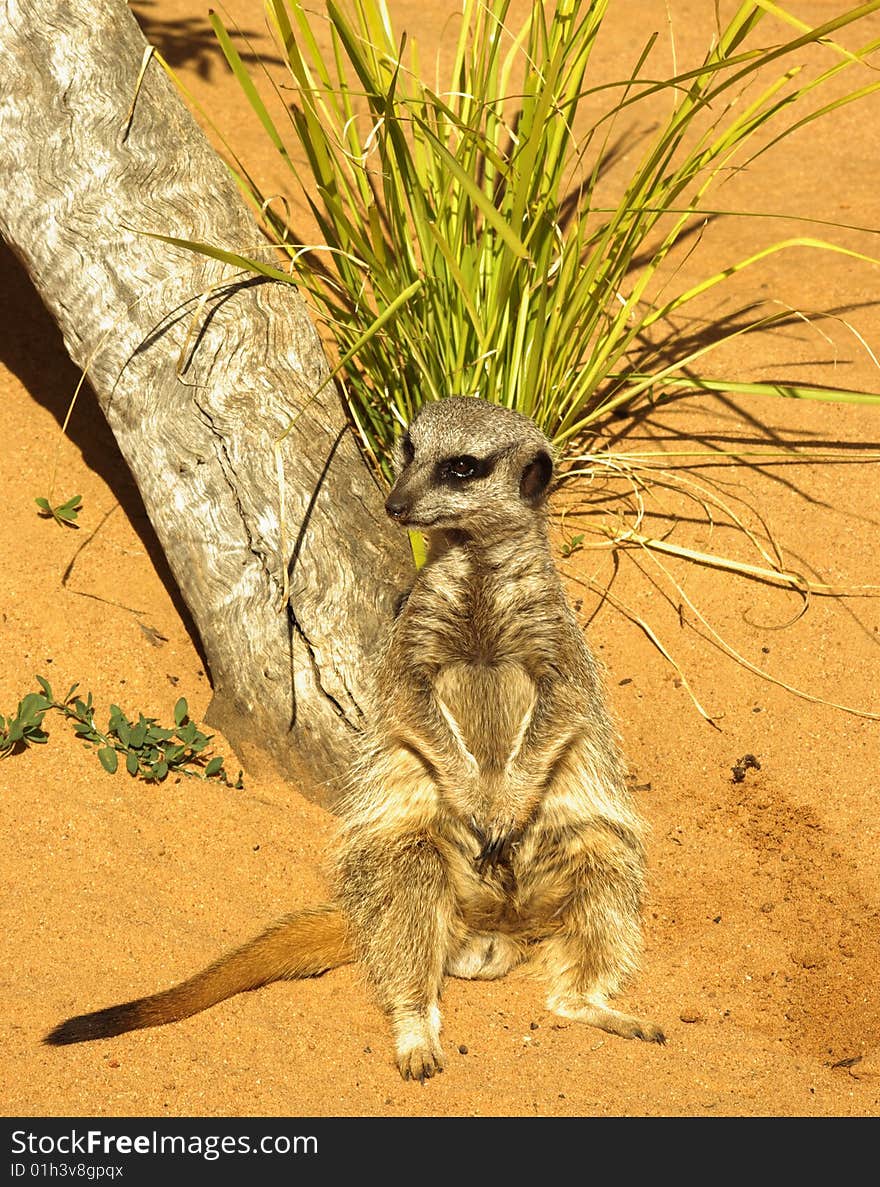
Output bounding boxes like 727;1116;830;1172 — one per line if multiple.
189;0;880;482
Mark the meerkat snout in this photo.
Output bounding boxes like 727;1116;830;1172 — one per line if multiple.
384;491;409;522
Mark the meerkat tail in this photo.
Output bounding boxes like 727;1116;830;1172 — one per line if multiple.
44;904;351;1046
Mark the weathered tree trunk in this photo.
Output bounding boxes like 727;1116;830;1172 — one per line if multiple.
0;0;411;804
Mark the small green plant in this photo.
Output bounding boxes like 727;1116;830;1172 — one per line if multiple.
0;676;242;787
35;493;82;528
0;691;51;756
559;532;585;559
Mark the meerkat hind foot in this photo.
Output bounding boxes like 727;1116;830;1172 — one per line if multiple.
551;996;665;1045
446;932;522;981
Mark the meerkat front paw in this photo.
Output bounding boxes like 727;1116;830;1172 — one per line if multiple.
397;1042;445;1082
392;1007;445;1083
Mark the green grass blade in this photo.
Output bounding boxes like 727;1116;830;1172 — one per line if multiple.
137;229;296;284
622;376;880;405
208;11;291;163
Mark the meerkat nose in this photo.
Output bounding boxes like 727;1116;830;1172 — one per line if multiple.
385;495;410;521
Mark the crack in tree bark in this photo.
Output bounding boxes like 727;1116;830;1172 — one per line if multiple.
191;389;277;588
288;607;364;735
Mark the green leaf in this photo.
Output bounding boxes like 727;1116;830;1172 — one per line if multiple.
408;530;427;570
36;675;53;701
18;693;50;723
205;756;224;777
208;9;290;159
129;720;147;749
126;751;139;776
173;698;188;727
98;747;118;774
177;722;197;746
623;374;880;406
140;230;294;285
35;493;82;528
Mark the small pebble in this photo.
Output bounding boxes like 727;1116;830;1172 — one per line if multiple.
679;1009;704;1024
458;1044;468;1055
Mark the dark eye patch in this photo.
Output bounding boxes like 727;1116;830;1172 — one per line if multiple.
400;433;415;464
437;455;490;484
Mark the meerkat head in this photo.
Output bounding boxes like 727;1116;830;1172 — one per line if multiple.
384;397;555;539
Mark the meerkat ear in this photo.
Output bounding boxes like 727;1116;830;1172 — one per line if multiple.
519;449;553;502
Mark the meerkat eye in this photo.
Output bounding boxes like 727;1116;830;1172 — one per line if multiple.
400;434;415;464
441;455;481;482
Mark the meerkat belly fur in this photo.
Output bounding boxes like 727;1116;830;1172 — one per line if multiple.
45;396;664;1080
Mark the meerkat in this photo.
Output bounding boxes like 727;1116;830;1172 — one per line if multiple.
45;396;663;1080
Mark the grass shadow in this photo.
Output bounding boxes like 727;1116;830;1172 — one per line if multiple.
130;1;283;81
